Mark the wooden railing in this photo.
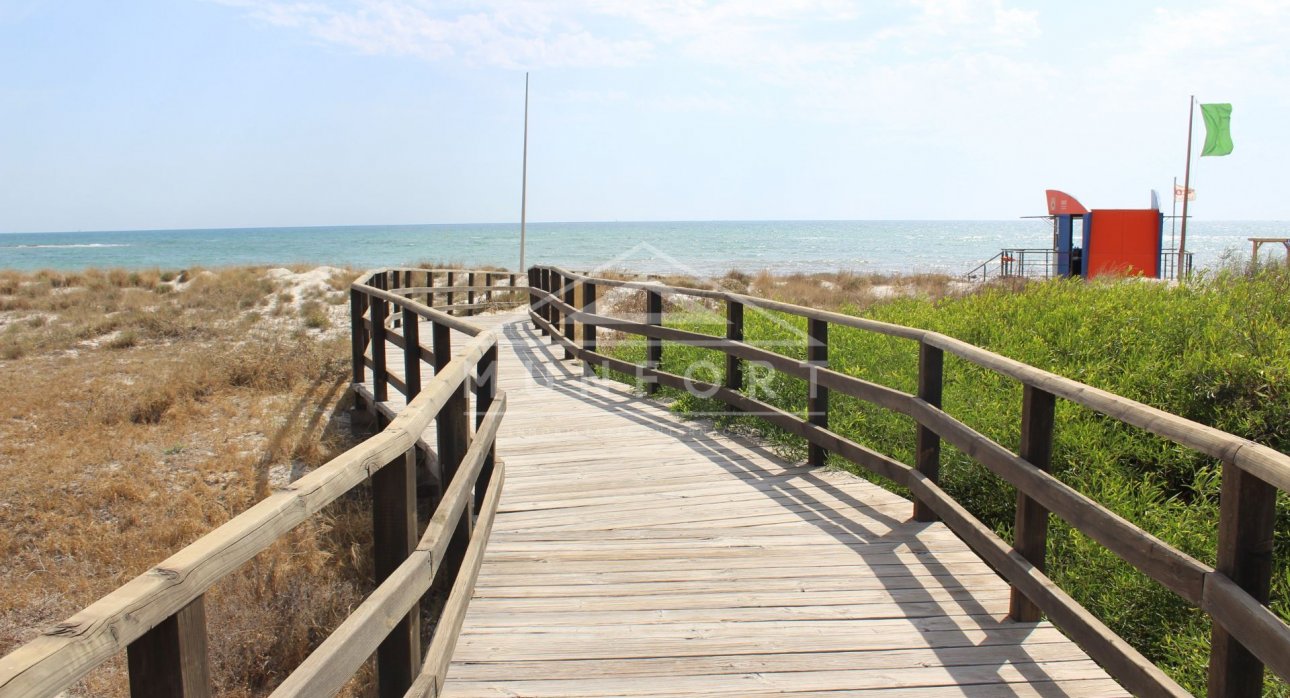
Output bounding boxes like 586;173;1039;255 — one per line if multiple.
528;264;1290;698
0;267;508;698
380;267;527;318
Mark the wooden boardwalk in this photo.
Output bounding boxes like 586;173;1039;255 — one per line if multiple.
377;310;1126;697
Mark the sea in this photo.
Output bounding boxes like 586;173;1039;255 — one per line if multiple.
0;220;1283;277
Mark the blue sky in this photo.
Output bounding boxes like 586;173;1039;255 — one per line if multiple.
2;0;1288;232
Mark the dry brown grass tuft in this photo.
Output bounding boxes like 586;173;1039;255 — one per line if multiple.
0;265;372;696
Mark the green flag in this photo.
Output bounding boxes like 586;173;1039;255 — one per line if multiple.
1200;102;1233;156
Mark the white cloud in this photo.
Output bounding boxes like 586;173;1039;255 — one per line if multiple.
214;0;654;68
1099;0;1290;99
214;0;1043;70
211;0;1054;128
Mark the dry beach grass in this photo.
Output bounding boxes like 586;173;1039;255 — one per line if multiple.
0;265;375;696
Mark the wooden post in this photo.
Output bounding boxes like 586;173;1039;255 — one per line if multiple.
475;344;497;508
426;269;435;308
371;295;388;403
483;272;492;309
402;305;421;400
371;449;419;697
807;319;829;467
127;596;211;697
537;269;549;333
548;270;560;338
912;343;944;522
528;269;539;330
582;282;597;376
445;271;455;315
350;288;366;385
1207;464;1277;698
725;300;743;391
433;321;473;591
467;272;476;316
562;274;576;359
1009;385;1056;621
645;290;663;395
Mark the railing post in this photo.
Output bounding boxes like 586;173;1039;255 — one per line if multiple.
445;271;455;315
371;293;388;403
467;272;476;316
432;320;473;594
528;269;539;330
425;269;434;308
402;304;421;400
582;281;597;376
127;596;211;697
1207;464;1277;697
371;448;419;697
562;274;576;359
912;342;944;522
645;289;663;395
350;288;366;385
540;269;550;333
1009;384;1056;621
807;319;828;467
548;270;560;338
475;344;497;508
483;272;492;309
725;299;743;391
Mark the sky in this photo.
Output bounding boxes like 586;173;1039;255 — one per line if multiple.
1;0;1288;232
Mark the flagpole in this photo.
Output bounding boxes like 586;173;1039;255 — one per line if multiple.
1178;95;1195;279
519;72;530;273
1171;176;1178;252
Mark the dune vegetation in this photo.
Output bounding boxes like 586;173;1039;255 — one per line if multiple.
0;265;376;696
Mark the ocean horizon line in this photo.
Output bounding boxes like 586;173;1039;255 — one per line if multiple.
4;215;1285;237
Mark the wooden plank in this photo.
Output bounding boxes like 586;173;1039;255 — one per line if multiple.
441;660;1117;697
446;642;1099;680
458;591;1013;628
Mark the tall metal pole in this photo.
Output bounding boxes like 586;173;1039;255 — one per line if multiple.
519;72;530;273
1179;95;1195;278
1171;176;1178;252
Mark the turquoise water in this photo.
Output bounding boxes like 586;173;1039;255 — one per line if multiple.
0;220;1282;276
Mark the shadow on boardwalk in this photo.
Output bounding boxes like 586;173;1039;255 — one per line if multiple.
433;313;1125;697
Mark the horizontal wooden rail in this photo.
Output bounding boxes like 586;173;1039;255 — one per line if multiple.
0;267;509;698
529;264;1290;697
